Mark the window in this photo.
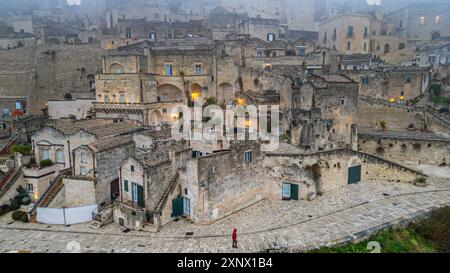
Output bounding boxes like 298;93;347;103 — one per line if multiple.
267;33;275;42
362;77;369;85
165;64;173;76
27;183;34;193
347;26;354;37
125;28;132;39
376;43;380;51
297;47;305;56
149;32;156;39
282;183;291;199
244;151;252;163
406;75;412;83
81;152;88;163
419;16;425;25
130;165;135;172
434;16;441;25
332;28;336;40
364;27;368;38
323;32;327;43
40;148;50;161
183;197;191;215
80;166;87;176
119;94;125;103
372;31;376;36
104;94;110;103
257;51;263;57
364;43;367;51
272;52;277;57
56;150;64;163
195;64;202;75
124;180;129;192
282;183;299;200
341;97;347;106
347;41;351;50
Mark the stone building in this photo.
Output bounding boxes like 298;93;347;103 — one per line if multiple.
385;3;450;42
344;66;430;101
319;14;373;55
290;74;359;152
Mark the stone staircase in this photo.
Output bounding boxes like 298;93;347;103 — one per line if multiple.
29;168;71;215
40;178;64;207
89;203;115;229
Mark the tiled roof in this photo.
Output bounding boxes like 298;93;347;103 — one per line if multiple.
88;135;134;152
50;119;140;138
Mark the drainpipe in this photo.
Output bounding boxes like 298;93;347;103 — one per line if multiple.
92;153;96;178
119;166;123;203
67;140;72;169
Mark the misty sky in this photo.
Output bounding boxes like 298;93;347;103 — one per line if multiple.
66;0;80;5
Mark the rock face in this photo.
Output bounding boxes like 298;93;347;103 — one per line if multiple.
0;44;106;114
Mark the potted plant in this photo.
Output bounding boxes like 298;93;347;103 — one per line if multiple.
380;120;387;132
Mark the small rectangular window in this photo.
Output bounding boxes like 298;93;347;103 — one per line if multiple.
347;26;354;37
124;180;129;192
347;41;351;50
80;166;87;176
27;183;34;193
131;165;134;172
195;64;202;75
244;151;253;163
165;64;173;76
419;16;426;25
282;183;291;199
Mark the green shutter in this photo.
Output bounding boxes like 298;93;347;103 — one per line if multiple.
171;197;184;218
137;184;144;207
348;165;362;184
124;180;128;192
291;184;299;200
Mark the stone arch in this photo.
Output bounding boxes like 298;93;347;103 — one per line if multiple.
432;32;440;41
189;83;203;101
384;43;390;54
149;110;163;126
109;63;125;74
376;147;385;155
412;143;422;152
399;43;405;50
218;83;235;104
157;84;182;102
401;144;407;152
87;74;96;91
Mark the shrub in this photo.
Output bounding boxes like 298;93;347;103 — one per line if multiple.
20;213;29;223
380;120;387;128
12;210;25;221
415;206;450;253
9;144;32;155
39;159;54;168
9;199;20;211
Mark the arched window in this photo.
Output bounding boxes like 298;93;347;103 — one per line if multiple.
267;33;275;42
149;32;157;40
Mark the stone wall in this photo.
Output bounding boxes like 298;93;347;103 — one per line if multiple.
0;44;105;114
358;134;450;166
63;177;96;207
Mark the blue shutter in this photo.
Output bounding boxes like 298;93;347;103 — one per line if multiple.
348;165;362;184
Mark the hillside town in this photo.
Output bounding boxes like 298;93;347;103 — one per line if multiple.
0;0;449;254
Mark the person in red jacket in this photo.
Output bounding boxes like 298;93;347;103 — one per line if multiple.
232;228;238;248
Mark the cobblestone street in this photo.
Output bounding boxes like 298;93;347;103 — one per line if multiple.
1;179;449;253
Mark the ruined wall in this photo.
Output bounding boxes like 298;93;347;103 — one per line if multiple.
358;135;450;166
357;101;426;131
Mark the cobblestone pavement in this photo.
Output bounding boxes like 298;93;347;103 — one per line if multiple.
0;179;449;253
